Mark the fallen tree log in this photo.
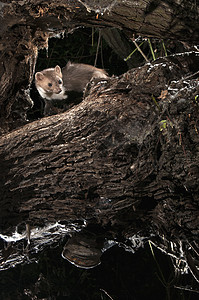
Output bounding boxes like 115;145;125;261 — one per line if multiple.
0;53;198;281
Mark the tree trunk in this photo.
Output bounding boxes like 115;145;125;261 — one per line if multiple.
0;0;198;282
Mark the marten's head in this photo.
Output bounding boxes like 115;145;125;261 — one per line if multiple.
35;65;65;100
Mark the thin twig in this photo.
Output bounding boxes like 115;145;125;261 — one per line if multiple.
162;40;168;56
174;285;199;294
131;37;149;62
100;288;114;300
124;40;145;61
94;29;101;67
148;38;156;60
101;38;105;70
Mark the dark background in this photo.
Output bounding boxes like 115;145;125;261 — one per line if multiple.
0;241;198;299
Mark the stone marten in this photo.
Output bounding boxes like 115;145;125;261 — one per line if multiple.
35;61;108;103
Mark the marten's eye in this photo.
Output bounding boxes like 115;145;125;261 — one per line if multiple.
48;83;52;87
58;80;62;84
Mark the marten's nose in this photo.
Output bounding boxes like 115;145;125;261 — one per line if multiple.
55;88;62;94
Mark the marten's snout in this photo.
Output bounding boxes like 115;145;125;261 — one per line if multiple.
57;88;62;94
54;87;62;94
55;78;63;94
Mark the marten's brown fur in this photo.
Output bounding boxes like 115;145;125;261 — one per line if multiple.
62;61;108;93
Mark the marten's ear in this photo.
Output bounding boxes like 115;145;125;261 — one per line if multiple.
55;65;62;77
35;72;44;81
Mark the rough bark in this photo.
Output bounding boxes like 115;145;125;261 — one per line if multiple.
0;53;199;279
0;0;199;283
